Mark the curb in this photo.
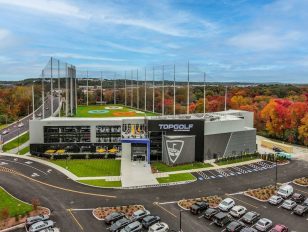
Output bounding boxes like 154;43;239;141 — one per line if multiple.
243;192;269;202
92;205;145;221
292;180;308;188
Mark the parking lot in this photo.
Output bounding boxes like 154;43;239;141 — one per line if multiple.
193;161;276;181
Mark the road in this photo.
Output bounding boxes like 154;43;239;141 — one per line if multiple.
0;155;307;231
0;96;60;144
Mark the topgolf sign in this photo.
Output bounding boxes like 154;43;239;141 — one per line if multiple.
158;123;193;132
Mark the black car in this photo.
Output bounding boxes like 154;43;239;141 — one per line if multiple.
240;227;258;232
273;147;283;152
241;211;260;224
291;193;306;204
204;208;219;220
293;204;308;216
190;201;209;214
141;215;160;229
226;221;245;232
105;212;125;225
212;212;233;227
110;217;131;232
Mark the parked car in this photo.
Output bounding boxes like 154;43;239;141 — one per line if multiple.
277;185;293;199
241;211;260;224
268;195;283;205
281;200;297;210
226;221;245;232
26;214;49;228
1;129;9;135
105;212;125;225
190;201;209;214
110;217;131;232
293;204;308;216
273;147;283;152
131;209;150;222
212;212;233;227
269;224;288;232
218;198;235;211
38;228;60;232
255;218;273;231
17;122;24;128
240;227;258;232
290;193;305;204
28;220;55;232
303;198;308;206
204;208;219;220
120;221;142;232
142;215;160;229
230;205;247;218
148;222;169;232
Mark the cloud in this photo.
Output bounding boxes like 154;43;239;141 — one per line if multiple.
0;0;90;19
42;53;125;62
103;41;162;55
0;28;9;40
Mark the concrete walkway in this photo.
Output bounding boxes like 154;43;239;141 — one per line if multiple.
8;141;29;154
120;143;158;187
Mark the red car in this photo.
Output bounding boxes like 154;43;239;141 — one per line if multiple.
270;224;288;232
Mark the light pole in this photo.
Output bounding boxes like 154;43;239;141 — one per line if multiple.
17;120;20;155
179;210;184;232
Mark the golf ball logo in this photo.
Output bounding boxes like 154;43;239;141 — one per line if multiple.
166;140;184;164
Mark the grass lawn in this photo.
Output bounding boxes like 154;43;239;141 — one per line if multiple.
157;173;196;184
2;132;29;152
19;146;30;155
51;159;121;177
76;104;157;118
152;162;213;172
0;124;8;130
78;179;122;187
215;156;258;166
0;187;33;217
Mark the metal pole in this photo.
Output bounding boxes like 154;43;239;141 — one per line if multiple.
70;67;73;115
137;69;139;109
187;61;190;115
50;57;54;115
58;60;60;117
275;156;278;189
32;85;35;119
225;85;227;111
65;64;68;117
173;64;176;116
124;71;127;106
131;70;133;107
144;68;147;111
114;73;116;104
204;72;206;116
152;66;155;113
162;65;164;115
101;71;103;105
86;70;89;106
42;70;45;119
180;210;183;232
74;68;77;115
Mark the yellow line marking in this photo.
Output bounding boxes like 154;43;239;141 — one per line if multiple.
226;195;258;209
67;209;84;231
153;202;177;218
0;167;116;198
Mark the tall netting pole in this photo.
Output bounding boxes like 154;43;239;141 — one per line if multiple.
65;64;68;116
162;65;164;115
173;64;176;117
50;57;54;115
42;70;45;119
204;72;206;116
100;71;103;105
137;69;139;109
187;61;190;115
114;73;116;105
58;60;60;117
32;85;35;120
144;68;147;111
152;66;155;113
225;86;227;111
86;70;89;106
131;70;133;107
70;66;73;115
124;71;127;106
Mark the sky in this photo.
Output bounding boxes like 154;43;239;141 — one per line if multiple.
0;0;308;83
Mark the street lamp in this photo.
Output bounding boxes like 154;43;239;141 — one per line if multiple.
179;209;184;232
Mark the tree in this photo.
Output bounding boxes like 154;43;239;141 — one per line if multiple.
298;113;308;146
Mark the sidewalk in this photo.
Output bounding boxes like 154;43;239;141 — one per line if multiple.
8;141;29;154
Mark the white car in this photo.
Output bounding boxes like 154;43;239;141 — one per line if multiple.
28;220;55;232
268;195;283;205
281;200;297;210
229;205;247;218
218;198;235;211
2;129;9;135
255;218;272;231
277;185;293;198
18;122;24;128
39;228;60;232
131;209;150;221
148;222;169;232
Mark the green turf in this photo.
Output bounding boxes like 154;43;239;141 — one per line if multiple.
0;187;33;217
50;159;121;177
0;124;8;130
157;173;196;183
215;156;258;166
2;132;29;152
78;179;122;187
75;104;157;118
152;162;213;172
19;146;30;155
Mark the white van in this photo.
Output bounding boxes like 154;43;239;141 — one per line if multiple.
277;185;293;198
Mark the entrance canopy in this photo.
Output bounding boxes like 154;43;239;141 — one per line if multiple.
121;138;150;163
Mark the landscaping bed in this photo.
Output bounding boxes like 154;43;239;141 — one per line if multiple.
151;162;213;173
178;195;222;210
215;153;260;166
244;185;277;201
93;205;145;220
156;173;196;184
0;187;49;230
293;177;308;187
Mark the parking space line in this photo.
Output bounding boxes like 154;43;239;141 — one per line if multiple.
153;202;177;218
67;208;84;231
226;195;258;209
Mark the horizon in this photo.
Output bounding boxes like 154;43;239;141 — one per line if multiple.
0;0;308;83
